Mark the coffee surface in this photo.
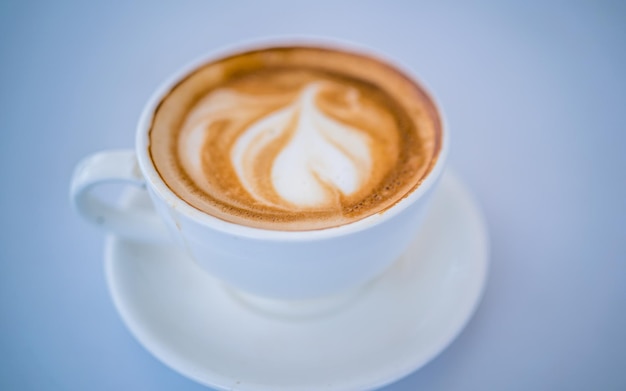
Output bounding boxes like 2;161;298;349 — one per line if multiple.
149;46;441;230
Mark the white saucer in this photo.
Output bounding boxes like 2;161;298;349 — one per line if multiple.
104;171;489;391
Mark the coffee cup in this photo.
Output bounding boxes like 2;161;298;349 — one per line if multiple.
70;38;448;301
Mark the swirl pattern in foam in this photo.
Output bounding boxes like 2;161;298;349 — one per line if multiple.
149;46;442;230
183;81;380;212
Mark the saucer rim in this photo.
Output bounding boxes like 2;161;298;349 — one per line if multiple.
104;171;489;391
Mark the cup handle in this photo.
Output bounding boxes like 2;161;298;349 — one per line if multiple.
70;150;170;242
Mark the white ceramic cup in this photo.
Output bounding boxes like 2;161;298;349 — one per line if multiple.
70;39;449;301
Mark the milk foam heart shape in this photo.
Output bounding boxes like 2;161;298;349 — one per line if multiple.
267;83;373;207
185;82;374;209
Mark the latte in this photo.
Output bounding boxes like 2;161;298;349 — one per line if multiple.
149;46;442;230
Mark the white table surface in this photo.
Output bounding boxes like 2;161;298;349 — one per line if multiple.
1;1;625;390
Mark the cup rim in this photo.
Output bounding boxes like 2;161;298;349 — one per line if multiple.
135;36;449;241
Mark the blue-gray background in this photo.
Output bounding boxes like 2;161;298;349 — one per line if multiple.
1;1;625;390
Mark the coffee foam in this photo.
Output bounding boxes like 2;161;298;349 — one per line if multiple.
149;46;442;230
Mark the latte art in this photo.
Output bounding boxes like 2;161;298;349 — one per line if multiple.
236;82;372;208
149;46;442;230
181;81;383;212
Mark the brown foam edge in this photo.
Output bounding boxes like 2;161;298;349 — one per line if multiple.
147;44;443;230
